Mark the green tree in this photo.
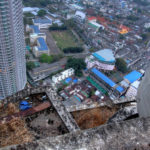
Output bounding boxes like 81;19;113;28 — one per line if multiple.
26;61;35;70
116;58;127;73
25;38;30;45
38;10;46;17
26;54;30;60
65;19;75;28
39;54;53;63
119;34;125;40
141;33;147;40
66;58;86;77
63;47;84;53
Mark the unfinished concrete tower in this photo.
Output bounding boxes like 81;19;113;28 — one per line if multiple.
137;67;150;117
0;0;27;99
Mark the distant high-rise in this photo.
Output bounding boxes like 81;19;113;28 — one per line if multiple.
0;0;27;99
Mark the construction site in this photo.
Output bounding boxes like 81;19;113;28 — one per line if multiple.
0;86;137;149
0;92;68;148
72;106;118;130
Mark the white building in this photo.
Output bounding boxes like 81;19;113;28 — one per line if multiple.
144;23;150;28
33;19;52;29
52;68;74;84
85;49;115;71
75;11;86;20
23;7;40;15
126;81;140;98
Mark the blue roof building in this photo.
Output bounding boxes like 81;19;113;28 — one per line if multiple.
116;86;124;93
33;19;52;29
29;25;40;34
91;68;116;87
37;37;48;51
124;70;142;84
33;19;52;24
91;68;124;95
92;49;115;64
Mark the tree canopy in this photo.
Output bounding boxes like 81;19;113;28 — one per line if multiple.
49;24;67;31
126;15;139;21
63;47;84;53
26;61;36;70
39;54;63;64
23;0;51;7
38;10;46;17
66;58;86;77
39;54;53;63
115;58;127;73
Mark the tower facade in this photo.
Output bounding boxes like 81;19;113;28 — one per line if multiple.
0;0;27;99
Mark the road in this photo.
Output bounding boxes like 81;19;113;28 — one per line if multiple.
31;58;67;76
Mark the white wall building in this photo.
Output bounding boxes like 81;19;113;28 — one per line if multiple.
23;7;40;15
126;81;140;98
52;68;74;84
85;49;115;71
75;11;86;20
33;19;52;29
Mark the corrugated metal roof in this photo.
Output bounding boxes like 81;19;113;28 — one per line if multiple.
34;19;52;24
92;49;115;64
116;86;124;93
37;37;48;51
30;25;40;33
124;70;142;83
91;68;116;88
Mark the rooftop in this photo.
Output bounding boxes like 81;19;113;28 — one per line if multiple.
92;49;115;64
33;19;52;24
124;70;142;83
37;37;48;51
29;25;40;34
91;68;116;88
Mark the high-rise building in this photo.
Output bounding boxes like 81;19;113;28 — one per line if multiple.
0;0;27;99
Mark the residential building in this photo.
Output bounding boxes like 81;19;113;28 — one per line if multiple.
89;68;125;97
33;19;52;29
85;49;115;71
52;68;74;84
0;0;27;99
33;37;49;57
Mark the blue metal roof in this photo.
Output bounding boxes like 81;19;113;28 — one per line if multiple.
37;37;48;51
116;86;124;93
65;77;72;83
124;70;142;83
30;25;40;34
33;19;52;24
91;68;116;87
92;49;115;64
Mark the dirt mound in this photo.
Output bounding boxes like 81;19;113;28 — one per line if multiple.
72;107;117;129
0;118;33;148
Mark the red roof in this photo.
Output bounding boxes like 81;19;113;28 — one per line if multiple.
88;16;97;21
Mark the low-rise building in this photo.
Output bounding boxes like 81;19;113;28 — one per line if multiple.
33;19;52;29
33;37;49;57
23;7;40;15
26;25;46;44
75;11;86;20
126;80;140;98
90;68;125;97
85;49;115;71
52;68;74;84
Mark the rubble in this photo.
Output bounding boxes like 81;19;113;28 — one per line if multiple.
0;118;33;148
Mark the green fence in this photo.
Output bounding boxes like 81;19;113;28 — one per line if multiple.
87;76;107;94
